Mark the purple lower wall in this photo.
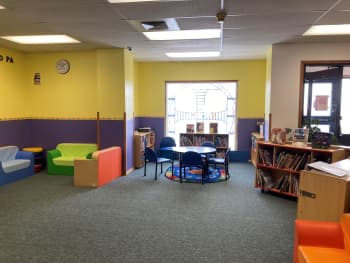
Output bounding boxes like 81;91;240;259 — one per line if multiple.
0;118;124;151
0;117;263;165
0;120;28;148
29;120;97;150
237;118;264;151
135;117;164;149
99;120;124;150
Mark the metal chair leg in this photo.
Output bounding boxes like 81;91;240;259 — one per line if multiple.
155;163;158;180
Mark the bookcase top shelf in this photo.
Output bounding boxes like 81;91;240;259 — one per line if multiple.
257;141;344;154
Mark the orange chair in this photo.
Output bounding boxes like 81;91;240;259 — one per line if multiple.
294;214;350;263
74;146;122;187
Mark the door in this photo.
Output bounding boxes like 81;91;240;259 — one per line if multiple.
302;65;350;145
303;67;342;138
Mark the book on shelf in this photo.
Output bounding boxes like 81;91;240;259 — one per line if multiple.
186;124;195;133
258;170;275;188
292;128;309;146
258;149;272;166
180;135;193;146
271;128;287;144
196;122;204;133
209;122;218;133
275;151;309;171
214;135;228;148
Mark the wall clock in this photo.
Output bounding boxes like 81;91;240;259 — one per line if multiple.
56;59;70;74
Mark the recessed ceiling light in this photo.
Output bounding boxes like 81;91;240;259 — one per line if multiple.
0;5;5;9
0;34;80;44
303;24;350;35
166;51;220;58
143;29;221;40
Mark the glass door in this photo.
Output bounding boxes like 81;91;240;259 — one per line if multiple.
302;67;342;136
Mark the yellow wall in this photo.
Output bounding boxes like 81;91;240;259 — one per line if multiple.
24;51;98;119
135;60;266;118
2;45;265;121
96;49;125;120
0;47;26;118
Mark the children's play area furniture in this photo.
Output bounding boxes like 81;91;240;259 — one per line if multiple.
22;147;44;173
47;143;98;176
0;146;34;185
74;146;122;187
294;213;350;263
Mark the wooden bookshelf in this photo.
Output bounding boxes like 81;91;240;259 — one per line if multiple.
179;133;229;157
134;130;155;168
250;132;264;167
255;141;345;198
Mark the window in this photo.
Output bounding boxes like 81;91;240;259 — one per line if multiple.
166;81;237;149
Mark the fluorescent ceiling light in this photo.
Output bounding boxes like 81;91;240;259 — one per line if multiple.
303;24;350;36
143;29;221;40
0;34;80;44
108;0;188;3
166;51;220;58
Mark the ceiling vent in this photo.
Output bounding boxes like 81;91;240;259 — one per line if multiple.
128;18;180;32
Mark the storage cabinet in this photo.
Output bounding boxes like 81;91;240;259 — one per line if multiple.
297;168;350;222
179;133;229;157
134;131;155;168
255;141;345;198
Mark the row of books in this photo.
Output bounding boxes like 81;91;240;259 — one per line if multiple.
179;134;229;147
258;149;273;166
275;152;310;171
213;136;228;147
256;170;299;194
180;136;193;146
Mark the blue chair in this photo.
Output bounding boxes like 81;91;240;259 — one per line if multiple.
180;151;207;184
144;147;173;180
201;141;216;159
208;147;230;180
159;136;177;161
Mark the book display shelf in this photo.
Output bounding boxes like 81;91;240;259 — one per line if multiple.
179;133;229;157
134;130;155;168
255;141;345;198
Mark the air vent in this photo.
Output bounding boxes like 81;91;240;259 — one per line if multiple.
128;18;180;32
141;21;168;31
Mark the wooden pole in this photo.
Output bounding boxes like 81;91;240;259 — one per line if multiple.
96;112;100;150
123;112;127;175
269;113;272;141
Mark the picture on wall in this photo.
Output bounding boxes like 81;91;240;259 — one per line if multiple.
196;122;204;133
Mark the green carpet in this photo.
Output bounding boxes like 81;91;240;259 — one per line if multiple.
0;162;297;263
